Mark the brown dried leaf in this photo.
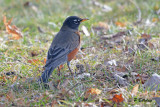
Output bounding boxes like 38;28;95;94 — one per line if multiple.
135;74;147;84
0;74;7;82
12;75;17;82
30;51;39;57
139;91;160;98
27;59;40;64
139;34;152;42
3;16;23;40
147;42;154;49
98;22;108;29
115;22;126;27
43;58;47;64
86;88;102;95
152;18;159;22
27;59;45;65
112;94;124;103
116;66;127;72
24;1;32;7
131;84;139;96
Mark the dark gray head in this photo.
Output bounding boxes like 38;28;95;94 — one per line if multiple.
62;16;88;30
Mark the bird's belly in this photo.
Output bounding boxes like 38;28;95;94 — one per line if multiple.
67;47;79;61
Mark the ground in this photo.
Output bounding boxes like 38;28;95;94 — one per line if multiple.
0;0;160;106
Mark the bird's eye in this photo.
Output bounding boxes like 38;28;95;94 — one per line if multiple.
73;19;79;24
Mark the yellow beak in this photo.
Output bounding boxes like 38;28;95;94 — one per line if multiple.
80;18;89;22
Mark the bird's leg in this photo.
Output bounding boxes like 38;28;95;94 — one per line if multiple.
57;66;61;76
67;61;73;75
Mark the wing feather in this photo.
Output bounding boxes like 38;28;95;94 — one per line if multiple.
45;30;80;68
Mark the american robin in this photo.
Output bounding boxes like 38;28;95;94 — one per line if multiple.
39;16;89;83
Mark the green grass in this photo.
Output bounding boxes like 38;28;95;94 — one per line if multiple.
0;0;160;106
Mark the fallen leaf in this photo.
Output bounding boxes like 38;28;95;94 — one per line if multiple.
3;16;23;40
27;59;39;63
24;1;32;7
86;88;102;95
43;58;47;64
98;22;108;29
154;4;159;11
30;51;39;57
115;22;126;27
27;59;42;65
152;18;159;22
112;94;124;103
137;34;154;50
139;91;160;99
12;75;17;82
141;33;151;39
139;34;152;42
84;103;90;106
116;66;127;72
0;74;7;82
135;74;147;84
147;42;154;49
131;84;139;96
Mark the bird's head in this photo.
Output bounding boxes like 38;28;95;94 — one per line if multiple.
62;16;89;30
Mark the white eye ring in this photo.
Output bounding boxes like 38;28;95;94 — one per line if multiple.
73;19;79;24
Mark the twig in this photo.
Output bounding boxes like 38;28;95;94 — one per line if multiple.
129;0;142;25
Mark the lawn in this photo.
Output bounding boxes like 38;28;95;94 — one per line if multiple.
0;0;160;106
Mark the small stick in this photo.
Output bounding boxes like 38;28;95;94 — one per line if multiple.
129;0;142;25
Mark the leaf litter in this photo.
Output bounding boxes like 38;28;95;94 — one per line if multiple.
0;0;160;106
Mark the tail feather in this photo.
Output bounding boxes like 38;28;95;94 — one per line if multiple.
39;56;67;83
39;67;55;83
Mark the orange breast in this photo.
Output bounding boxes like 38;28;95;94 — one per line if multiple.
67;47;79;61
67;31;81;61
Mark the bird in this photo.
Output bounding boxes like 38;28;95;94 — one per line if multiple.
39;16;89;83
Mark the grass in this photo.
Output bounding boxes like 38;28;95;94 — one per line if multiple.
0;0;160;106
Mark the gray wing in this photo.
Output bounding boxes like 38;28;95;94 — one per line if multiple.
45;30;80;68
